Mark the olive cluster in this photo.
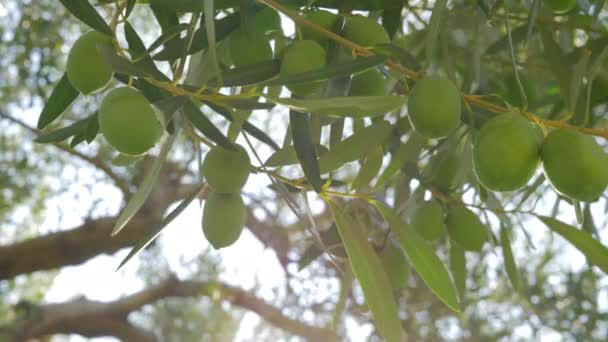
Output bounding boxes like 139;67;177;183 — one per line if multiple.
66;31;162;156
201;146;251;249
405;63;608;204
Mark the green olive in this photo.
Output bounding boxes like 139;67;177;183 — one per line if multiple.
473;113;541;191
412;200;445;241
427;148;462;192
541;129;608;202
407;76;461;139
66;31;114;94
228;29;273;67
301;10;338;45
343;15;390;47
202;192;246;249
349;69;386;96
99;87;162;156
280;40;327;97
254;7;282;33
202;145;251;193
445;206;486;252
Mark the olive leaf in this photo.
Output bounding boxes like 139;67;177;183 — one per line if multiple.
37;74;79;129
538;216;608;274
327;200;403;342
112;130;178;236
270;96;406;118
318;120;392;174
373;201;461;312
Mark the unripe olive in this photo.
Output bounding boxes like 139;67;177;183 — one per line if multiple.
473;113;541;191
541;129;608;202
228;29;273;67
280;40;327;97
202;145;250;193
379;242;409;291
412;200;445;241
343;15;390;47
99;87;162;156
427;148;462;192
544;0;576;13
445;206;486;252
66;31;114;94
254;7;281;33
202;192;246;249
301;10;338;45
407;76;461;139
349;69;386;96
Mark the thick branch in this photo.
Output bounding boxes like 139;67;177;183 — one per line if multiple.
5;277;339;341
0;173;195;280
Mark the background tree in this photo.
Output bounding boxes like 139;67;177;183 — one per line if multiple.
0;0;607;341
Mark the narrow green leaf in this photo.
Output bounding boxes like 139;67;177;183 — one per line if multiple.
97;44;153;77
425;0;447;62
374;201;461;312
84;113;100;143
217;97;275;110
374;133;426;190
290;110;323;193
203;0;222;85
382;0;404;39
569;49;591;114
449;242;467;300
153;96;189;120
538;216;608;274
298;224;346;271
153;9;244;60
112;131;178;236
500;225;520;291
525;0;541;45
204;102;280;151
59;0;112;35
265;146;298;167
319;121;392;174
134;23;190;61
37;73;79;129
35;118;90;143
124;21;168;80
265;144;328;168
117;183;205;270
183;102;237;151
328;200;403;342
268;55;389;86
270;96;406;118
70;132;86;148
351;146;384;191
208;59;281;87
125;0;136;19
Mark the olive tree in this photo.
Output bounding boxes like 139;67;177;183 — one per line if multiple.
1;0;608;340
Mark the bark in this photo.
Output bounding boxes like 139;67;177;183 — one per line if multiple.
2;276;339;341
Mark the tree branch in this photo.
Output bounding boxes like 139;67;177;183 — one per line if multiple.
0;111;131;194
0;170;196;280
3;276;339;341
